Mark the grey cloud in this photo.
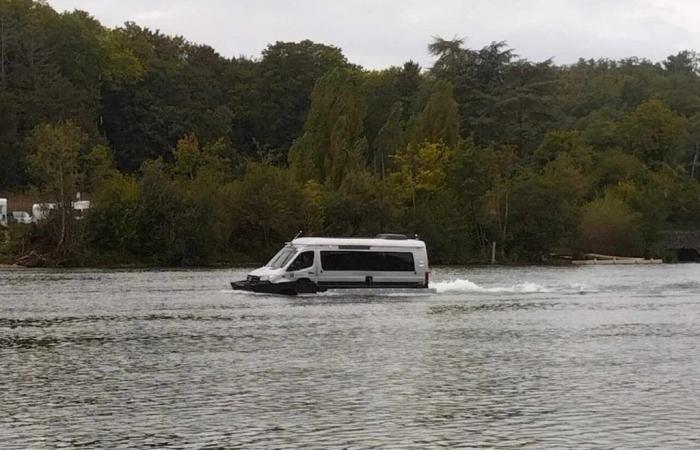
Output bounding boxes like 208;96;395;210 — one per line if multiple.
47;0;700;68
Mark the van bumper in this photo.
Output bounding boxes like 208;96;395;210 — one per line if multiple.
231;279;319;295
231;280;287;294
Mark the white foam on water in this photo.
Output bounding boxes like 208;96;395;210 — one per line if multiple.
432;279;551;294
223;280;597;297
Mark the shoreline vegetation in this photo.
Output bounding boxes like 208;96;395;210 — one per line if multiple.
2;1;700;268
0;260;665;270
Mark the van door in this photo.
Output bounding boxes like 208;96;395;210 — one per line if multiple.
285;250;318;287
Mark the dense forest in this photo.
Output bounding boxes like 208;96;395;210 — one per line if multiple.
1;0;700;266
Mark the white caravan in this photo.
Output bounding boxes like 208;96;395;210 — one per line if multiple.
232;234;432;295
0;198;7;226
32;201;91;222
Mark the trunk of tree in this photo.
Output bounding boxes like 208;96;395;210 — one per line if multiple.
501;189;509;257
379;156;385;232
58;157;66;251
0;17;6;85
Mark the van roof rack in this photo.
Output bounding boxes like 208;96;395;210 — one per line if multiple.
375;233;409;240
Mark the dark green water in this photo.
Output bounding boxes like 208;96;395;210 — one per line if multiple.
1;265;700;448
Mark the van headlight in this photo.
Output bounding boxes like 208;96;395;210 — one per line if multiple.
246;275;265;283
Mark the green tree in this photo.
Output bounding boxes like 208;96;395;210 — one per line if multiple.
663;50;699;74
132;159;186;264
411;81;460;149
0;0;97;189
249;40;350;156
130;161;218;264
390;142;452;209
448;140;514;258
86;172;139;258
173;133;203;180
534;130;594;169
622;99;689;164
48;10;142;97
288;68;367;187
503;154;588;260
593;148;648;192
605;180;667;253
578;194;641;256
581;108;624;150
82;144;117;192
487;59;561;152
102;25;235;171
29;121;86;251
300;179;328;235
373;102;405;178
225;162;305;256
324;170;395;236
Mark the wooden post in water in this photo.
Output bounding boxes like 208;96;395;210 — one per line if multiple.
491;241;497;265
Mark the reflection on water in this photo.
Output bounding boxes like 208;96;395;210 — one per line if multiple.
2;265;700;448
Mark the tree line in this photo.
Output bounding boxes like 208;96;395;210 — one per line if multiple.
1;0;699;265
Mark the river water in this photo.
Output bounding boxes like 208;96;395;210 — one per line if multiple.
1;265;700;448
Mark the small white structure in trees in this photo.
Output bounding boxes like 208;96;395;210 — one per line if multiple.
32;203;57;222
72;200;91;219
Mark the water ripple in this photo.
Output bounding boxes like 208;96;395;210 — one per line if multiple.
2;265;700;448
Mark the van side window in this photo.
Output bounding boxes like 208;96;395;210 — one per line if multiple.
320;251;415;272
287;251;315;272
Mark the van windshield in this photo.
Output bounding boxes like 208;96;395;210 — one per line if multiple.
266;247;296;269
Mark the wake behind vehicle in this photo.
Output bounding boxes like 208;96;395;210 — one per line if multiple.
231;234;433;295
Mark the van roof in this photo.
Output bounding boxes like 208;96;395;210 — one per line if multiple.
292;237;426;248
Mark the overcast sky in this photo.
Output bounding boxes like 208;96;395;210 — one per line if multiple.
47;0;700;69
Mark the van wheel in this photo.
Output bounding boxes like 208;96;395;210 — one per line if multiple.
295;279;318;294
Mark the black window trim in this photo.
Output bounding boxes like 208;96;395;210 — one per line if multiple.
320;250;415;272
287;250;315;272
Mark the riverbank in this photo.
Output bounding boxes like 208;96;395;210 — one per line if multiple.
1;223;677;269
0;255;268;270
1;259;691;271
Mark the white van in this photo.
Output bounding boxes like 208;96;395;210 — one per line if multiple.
9;211;32;225
232;234;432;295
